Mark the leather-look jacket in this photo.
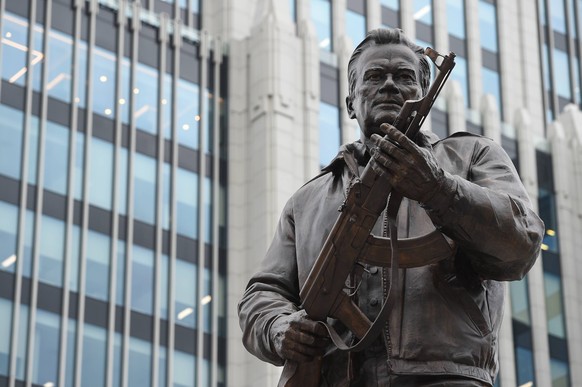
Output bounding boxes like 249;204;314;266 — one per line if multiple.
238;132;544;386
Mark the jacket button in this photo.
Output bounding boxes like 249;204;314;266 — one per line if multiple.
370;298;378;306
369;267;378;275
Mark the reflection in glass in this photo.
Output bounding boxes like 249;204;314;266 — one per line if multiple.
176;168;198;238
39;215;65;287
131;244;154;315
515;345;535;386
554;48;572;100
482;67;502;116
479;1;498;52
450;56;469;106
85;230;111;301
1;13;31;86
510;278;531;325
32;310;60;386
174;350;195;387
346;10;366;50
0;104;24;180
177;79;201;149
414;0;433;24
92;47;117;118
0;201;18;274
128;337;152;386
89;137;114;210
550;358;570;387
312;0;333;51
446;0;465;39
133;153;157;224
380;0;399;10
135;63;159;134
47;30;73;103
0;298;12;375
544;272;566;338
319;102;340;167
44;121;70;195
81;324;106;387
175;259;197;329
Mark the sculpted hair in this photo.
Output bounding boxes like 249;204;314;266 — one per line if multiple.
347;28;431;98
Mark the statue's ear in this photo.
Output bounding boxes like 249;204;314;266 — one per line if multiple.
346;95;356;119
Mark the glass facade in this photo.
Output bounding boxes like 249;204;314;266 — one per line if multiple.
0;0;226;386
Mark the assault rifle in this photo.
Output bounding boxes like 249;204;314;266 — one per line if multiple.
278;48;456;387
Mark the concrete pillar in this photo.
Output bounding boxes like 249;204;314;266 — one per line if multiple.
447;80;466;134
465;0;482;111
514;108;553;387
554;105;582;384
227;0;305;385
366;0;381;30
481;94;501;144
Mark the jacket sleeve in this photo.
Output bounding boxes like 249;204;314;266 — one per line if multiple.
424;138;545;280
237;198;301;366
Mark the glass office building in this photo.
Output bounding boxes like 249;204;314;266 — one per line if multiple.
0;0;227;386
1;0;581;386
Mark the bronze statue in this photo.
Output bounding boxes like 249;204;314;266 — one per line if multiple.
238;28;544;387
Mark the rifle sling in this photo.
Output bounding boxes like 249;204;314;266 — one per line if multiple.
318;192;454;353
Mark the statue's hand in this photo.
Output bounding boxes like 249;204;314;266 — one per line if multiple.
369;123;449;205
270;310;329;363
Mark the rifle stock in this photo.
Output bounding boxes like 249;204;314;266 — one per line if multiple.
279;48;456;386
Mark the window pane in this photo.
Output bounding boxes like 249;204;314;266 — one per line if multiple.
92;47;117;118
74;132;85;201
0;105;24;180
120;58;131;125
47;30;73;103
159;346;167;387
0;298;12;374
81;324;106;387
160;254;169;319
447;0;465;39
319;102;340;167
550;358;570;387
128;337;152;386
69;225;81;292
510;278;531;325
116;147;129;216
27;116;40;186
544;272;566;338
16;305;29;379
65;319;76;387
173;350;195;387
85;230;110;301
0;201;19;274
1;13;29;86
202;267;212;333
451;56;469;106
176;168;198;238
312;0;333;51
112;333;122;387
414;0;433;24
550;0;567;33
380;0;399;10
116;240;126;306
479;1;498;52
131;244;154;315
175;259;197;329
135;63;159;135
75;41;88;108
32;310;60;386
22;211;35;278
554;48;572;99
163;164;171;230
39;215;65;287
89;137;114;210
177;79;200;149
44;121;70;195
162;73;173;140
482;67;502;115
133;153;156;225
204;177;212;244
346;10;366;49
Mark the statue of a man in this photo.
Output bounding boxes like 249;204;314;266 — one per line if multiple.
238;28;544;386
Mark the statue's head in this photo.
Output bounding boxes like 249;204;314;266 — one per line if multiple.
346;28;431;140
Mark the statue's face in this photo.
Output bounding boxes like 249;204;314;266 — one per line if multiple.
348;43;422;141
